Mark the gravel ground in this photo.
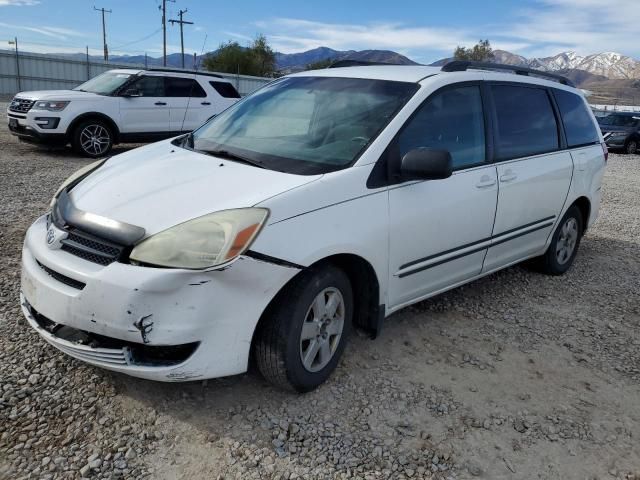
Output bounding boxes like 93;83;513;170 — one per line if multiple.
1;105;639;480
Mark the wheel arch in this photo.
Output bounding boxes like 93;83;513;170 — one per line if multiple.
66;112;120;143
571;196;591;234
249;252;383;363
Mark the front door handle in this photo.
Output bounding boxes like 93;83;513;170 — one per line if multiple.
500;170;517;183
475;175;496;188
154;101;167;106
201;101;211;105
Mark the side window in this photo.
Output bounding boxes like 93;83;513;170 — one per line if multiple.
397;85;485;170
130;76;165;97
553;89;600;147
491;85;559;160
210;81;241;99
165;77;207;98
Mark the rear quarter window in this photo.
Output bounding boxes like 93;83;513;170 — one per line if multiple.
491;85;559;160
165;77;207;98
553;89;600;147
209;81;241;98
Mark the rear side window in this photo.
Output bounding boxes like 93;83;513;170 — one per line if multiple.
209;81;241;98
130;76;165;97
397;85;486;170
553;89;600;147
492;85;559;160
165;77;206;98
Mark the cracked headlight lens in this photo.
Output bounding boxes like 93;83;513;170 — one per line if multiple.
129;208;269;269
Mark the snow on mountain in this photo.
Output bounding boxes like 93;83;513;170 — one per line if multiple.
489;50;640;79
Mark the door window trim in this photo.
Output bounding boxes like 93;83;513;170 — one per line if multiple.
367;81;494;188
486;81;566;163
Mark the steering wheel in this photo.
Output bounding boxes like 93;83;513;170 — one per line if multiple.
351;136;369;143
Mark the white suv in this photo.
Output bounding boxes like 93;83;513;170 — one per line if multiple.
7;68;241;157
20;62;606;391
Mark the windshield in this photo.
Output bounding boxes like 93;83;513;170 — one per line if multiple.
73;71;133;95
190;76;419;174
599;114;639;127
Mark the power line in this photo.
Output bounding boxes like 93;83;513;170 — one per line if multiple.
93;6;112;61
111;27;162;50
169;8;193;68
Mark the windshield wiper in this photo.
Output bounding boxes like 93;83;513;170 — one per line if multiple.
200;148;265;169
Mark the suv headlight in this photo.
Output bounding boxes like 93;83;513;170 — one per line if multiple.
50;159;106;208
35;100;69;111
129;208;269;269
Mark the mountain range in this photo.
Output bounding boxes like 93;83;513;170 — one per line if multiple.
39;46;640;104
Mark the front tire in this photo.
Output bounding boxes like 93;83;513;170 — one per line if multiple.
531;205;583;275
255;265;353;392
626;139;638;155
72;119;113;158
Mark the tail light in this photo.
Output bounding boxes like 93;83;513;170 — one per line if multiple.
601;142;608;162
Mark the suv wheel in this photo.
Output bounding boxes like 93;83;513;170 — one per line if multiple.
254;265;353;392
530;205;583;275
72;120;113;158
626;139;638;155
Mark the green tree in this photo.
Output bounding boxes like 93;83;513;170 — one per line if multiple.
203;35;276;77
453;39;494;62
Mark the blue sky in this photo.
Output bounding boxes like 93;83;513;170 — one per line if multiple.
1;0;639;63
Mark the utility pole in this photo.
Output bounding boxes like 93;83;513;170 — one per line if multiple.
8;37;20;91
169;8;193;69
161;0;175;66
93;6;111;61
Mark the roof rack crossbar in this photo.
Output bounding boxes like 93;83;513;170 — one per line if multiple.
441;61;575;87
146;67;223;79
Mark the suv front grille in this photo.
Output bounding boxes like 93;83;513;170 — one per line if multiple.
9;98;35;113
60;228;124;266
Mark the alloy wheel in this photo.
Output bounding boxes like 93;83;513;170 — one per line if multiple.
80;124;111;156
556;217;578;265
299;287;345;373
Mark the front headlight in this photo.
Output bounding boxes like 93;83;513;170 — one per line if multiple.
50;159;106;208
609;132;627;137
35;100;69;111
129;208;269;269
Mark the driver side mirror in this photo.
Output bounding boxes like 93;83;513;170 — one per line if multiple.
121;88;142;97
400;148;453;181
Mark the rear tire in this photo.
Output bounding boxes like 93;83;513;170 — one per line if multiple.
72;119;113;158
530;205;583;275
255;265;353;392
626;139;638;155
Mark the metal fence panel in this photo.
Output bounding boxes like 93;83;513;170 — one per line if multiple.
0;49;270;97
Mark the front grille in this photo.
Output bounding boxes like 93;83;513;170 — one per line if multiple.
9;97;35;113
60;228;124;266
36;260;86;290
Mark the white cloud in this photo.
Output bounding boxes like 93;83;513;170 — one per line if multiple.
256;18;475;57
0;0;39;5
0;21;84;40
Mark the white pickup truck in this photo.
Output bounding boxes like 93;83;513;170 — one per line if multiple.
7;68;242;157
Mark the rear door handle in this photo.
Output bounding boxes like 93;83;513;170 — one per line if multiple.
475;175;496;188
154;101;167;106
500;170;517;183
201;101;211;105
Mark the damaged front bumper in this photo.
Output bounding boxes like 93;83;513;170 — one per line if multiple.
20;215;300;381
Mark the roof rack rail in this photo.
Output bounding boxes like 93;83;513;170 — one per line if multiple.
441;61;575;87
329;60;400;68
146;67;223;79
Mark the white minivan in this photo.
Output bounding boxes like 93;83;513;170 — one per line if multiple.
20;62;606;391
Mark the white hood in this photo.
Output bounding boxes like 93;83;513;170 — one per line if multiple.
15;90;101;101
70;140;321;235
